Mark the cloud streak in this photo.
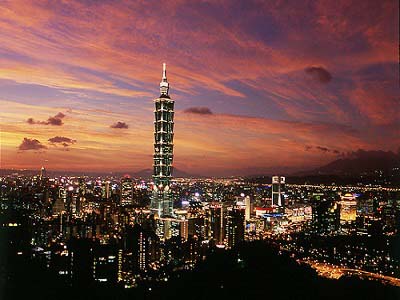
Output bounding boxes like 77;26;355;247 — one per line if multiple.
183;107;213;115
305;145;341;154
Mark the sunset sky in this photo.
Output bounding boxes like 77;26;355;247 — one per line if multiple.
0;0;399;176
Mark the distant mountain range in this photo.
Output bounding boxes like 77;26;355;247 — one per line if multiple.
0;167;199;179
131;168;200;179
1;150;399;178
298;149;400;176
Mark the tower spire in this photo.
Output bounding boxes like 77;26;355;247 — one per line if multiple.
162;63;167;80
160;63;169;96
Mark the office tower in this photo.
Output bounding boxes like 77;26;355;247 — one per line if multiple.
183;236;200;269
357;197;374;216
38;167;49;202
75;194;81;215
208;204;225;245
311;194;340;235
121;176;133;206
126;224;160;274
169;218;187;239
355;197;374;235
188;216;205;239
339;193;357;223
93;243;118;284
151;63;175;217
102;181;111;200
225;206;245;249
64;186;74;220
180;219;189;241
138;230;147;271
68;238;96;286
382;202;399;234
245;196;251;221
57;187;67;235
40;166;46;179
38;166;49;194
78;177;86;196
52;197;66;215
272;176;285;207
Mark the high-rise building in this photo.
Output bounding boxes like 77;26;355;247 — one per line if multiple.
244;195;251;221
339;193;357;224
121;176;133;206
78;177;86;196
225;206;245;249
126;224;160;274
151;63;175;218
102;181;111;200
93;243;118;284
311;193;340;235
39;166;46;180
207;203;225;245
52;197;66;215
272;176;285;207
65;186;74;221
188;216;205;239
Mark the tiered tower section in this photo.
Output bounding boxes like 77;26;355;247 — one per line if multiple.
151;63;174;217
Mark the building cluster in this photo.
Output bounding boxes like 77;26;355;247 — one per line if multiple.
1;171;399;286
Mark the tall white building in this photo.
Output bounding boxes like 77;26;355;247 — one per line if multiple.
272;176;285;207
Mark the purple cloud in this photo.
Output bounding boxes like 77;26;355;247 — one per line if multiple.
305;67;332;84
110;121;129;129
26;112;66;126
48;136;76;147
306;145;341;154
18;138;47;151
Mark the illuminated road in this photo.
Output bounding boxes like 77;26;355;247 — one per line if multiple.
287;184;400;192
307;261;400;287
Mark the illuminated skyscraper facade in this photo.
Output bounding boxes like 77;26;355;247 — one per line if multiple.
207;204;225;245
272;176;285;208
121;176;133;206
151;63;175;217
245;196;251;221
225;206;245;249
40;166;46;179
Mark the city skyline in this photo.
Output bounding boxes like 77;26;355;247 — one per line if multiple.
1;2;399;298
0;0;399;176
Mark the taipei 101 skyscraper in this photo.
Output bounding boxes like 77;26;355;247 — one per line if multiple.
151;63;174;218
